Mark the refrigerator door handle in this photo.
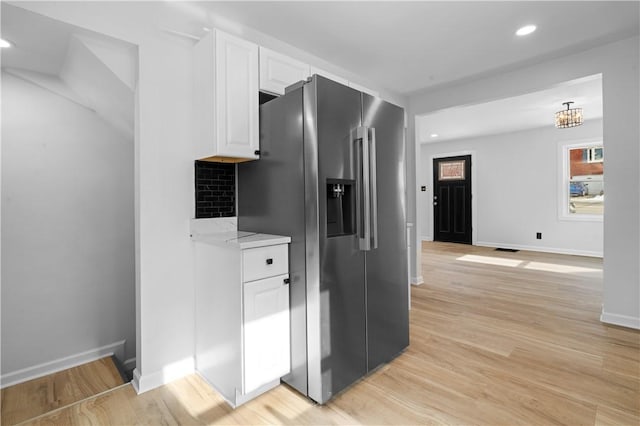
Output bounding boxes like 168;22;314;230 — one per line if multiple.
356;126;371;251
354;129;362;246
369;127;378;250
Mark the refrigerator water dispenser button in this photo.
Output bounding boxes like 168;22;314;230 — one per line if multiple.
326;179;355;238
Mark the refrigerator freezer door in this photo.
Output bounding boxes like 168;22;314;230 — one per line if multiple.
305;76;367;404
238;89;308;395
361;95;409;371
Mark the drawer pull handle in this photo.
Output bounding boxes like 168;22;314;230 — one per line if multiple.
266;258;273;265
283;278;290;284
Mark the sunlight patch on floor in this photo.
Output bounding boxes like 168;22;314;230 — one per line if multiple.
456;254;524;267
456;255;602;275
166;375;231;422
523;261;601;274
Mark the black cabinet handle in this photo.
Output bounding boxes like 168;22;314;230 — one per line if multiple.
254;150;261;156
283;278;290;284
266;258;273;265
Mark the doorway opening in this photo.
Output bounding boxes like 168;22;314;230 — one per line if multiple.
417;74;603;258
1;5;138;421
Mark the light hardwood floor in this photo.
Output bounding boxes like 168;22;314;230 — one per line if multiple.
14;242;640;425
1;356;125;425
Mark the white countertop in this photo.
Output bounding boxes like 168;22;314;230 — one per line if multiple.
190;217;290;249
190;217;238;235
192;231;291;249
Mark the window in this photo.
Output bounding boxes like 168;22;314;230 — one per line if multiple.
585;147;603;163
559;141;604;220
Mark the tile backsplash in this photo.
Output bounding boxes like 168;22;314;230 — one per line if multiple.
195;161;235;218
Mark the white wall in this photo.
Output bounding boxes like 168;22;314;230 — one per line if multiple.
409;36;639;329
1;72;135;375
419;120;604;256
12;1;198;391
9;1;412;393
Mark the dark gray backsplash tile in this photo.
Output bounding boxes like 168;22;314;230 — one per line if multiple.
195;161;235;218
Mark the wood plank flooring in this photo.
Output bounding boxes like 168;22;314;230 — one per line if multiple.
1;356;125;425
13;242;640;425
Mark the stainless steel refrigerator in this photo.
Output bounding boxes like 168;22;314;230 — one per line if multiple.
238;75;408;404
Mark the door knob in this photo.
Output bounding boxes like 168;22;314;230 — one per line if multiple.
433;202;438;206
433;195;438;200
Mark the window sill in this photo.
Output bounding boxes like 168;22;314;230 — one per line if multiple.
558;213;603;223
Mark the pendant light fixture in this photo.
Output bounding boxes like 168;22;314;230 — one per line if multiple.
555;101;583;128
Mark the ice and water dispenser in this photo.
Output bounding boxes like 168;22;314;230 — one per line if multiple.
326;179;355;237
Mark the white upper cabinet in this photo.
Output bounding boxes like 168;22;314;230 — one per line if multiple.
194;30;259;162
309;66;349;86
259;47;310;95
348;81;380;98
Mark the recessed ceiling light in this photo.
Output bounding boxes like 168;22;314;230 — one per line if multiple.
0;38;12;48
516;25;537;36
430;133;439;138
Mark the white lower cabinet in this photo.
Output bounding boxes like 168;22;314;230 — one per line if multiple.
194;233;291;407
243;275;290;393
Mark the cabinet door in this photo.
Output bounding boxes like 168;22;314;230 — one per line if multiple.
243;275;290;394
259;47;310;95
215;30;259;159
310;66;349;86
348;81;379;98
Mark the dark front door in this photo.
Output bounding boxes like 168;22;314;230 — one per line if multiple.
433;155;472;244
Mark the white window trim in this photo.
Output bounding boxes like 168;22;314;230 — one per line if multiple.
558;139;604;222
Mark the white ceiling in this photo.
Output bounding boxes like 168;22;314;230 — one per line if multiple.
1;3;73;75
165;1;632;141
2;2;634;143
4;2;637;96
1;4;136;139
418;74;603;143
191;1;639;95
1;4;136;78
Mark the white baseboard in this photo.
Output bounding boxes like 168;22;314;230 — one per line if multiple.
123;357;136;372
411;276;424;285
475;241;603;258
132;356;194;394
0;340;126;389
131;368;142;393
421;236;433;242
600;311;640;330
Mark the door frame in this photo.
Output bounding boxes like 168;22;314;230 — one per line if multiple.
427;150;477;245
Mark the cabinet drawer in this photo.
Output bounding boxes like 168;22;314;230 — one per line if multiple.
242;244;288;282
